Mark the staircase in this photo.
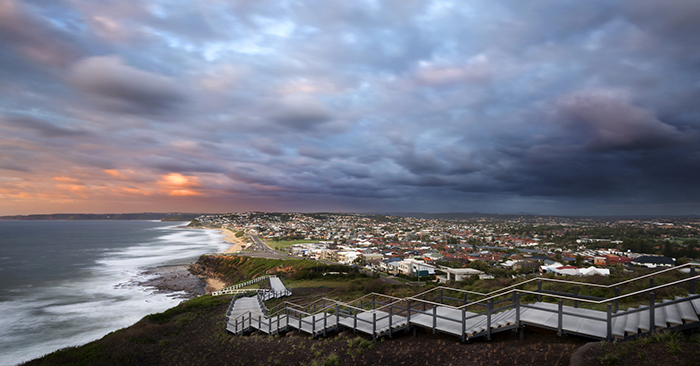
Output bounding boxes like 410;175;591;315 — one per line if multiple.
225;277;293;334
225;263;700;342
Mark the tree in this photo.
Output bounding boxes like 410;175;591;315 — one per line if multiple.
554;252;563;263
468;260;489;271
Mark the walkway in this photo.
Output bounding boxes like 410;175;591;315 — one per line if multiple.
224;263;700;343
225;276;292;334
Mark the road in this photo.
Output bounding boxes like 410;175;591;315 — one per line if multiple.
239;235;292;259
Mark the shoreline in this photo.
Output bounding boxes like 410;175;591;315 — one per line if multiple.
217;227;248;253
189;226;251;293
203;228;249;292
136;264;206;299
141;226;251;296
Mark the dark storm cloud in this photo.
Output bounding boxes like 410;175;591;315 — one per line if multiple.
270;95;333;130
626;0;700;47
1;117;91;138
3;0;700;215
0;0;81;67
553;91;686;151
69;55;186;115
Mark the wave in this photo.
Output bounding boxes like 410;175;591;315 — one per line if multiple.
0;222;226;366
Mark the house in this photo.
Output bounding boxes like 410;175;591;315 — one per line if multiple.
632;256;675;268
397;259;436;277
540;263;610;276
594;257;607;266
436;267;485;283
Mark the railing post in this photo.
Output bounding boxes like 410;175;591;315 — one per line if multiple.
606;303;612;341
423;295;426;311
487;299;493;341
372;294;376;310
372;311;377;339
649;278;654;288
388;303;393;338
463;293;467;305
649;291;655;334
691;266;696;294
353;308;357;332
461;307;466;342
614;287;620;313
515;293;521;324
432;306;437;334
440;288;444;304
407;299;411;322
557;300;563;337
537;281;542;302
324;309;328;337
574;286;579;308
360;299;363;311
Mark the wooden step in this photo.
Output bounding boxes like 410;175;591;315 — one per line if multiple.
612;314;628;338
662;300;683;326
675;297;699;323
691;297;700;314
624;308;640;335
654;306;667;329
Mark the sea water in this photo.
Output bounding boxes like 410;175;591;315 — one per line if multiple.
0;220;228;366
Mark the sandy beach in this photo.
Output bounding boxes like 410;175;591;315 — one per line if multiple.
218;228;247;253
201;228;249;292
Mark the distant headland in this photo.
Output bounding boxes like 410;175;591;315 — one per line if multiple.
0;213;202;221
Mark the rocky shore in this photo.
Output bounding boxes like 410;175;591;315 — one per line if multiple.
135;265;207;299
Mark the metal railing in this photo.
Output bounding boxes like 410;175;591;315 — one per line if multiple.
212;275;275;296
226;263;700;341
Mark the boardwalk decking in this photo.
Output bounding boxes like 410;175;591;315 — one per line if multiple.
224;266;700;343
227;291;700;341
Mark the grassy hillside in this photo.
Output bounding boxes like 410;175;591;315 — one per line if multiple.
21;288;596;366
22;256;700;366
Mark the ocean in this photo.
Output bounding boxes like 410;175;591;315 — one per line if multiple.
0;220;228;366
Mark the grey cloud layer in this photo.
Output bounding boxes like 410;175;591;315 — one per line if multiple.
1;0;700;215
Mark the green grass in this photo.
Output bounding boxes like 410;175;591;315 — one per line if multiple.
266;240;317;250
285;279;356;288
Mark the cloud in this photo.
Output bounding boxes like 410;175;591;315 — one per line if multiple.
270;94;333;130
1;116;91;138
553;90;686;151
625;0;700;46
3;0;700;216
416;54;492;87
69;55;186;115
0;0;80;67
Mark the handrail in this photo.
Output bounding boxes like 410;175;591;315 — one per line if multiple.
255;268;699;318
225;264;700;342
408;262;700;304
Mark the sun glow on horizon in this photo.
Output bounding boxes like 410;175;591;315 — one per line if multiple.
160;173;201;196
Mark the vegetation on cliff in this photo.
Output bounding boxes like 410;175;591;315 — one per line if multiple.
189;255;359;286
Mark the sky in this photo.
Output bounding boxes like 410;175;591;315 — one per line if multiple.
1;0;700;217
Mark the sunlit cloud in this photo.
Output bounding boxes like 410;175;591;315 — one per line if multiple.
1;0;700;216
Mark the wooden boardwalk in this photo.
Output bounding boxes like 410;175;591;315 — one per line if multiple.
225;272;700;342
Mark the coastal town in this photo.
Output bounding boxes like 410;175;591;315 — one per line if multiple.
191;212;700;281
